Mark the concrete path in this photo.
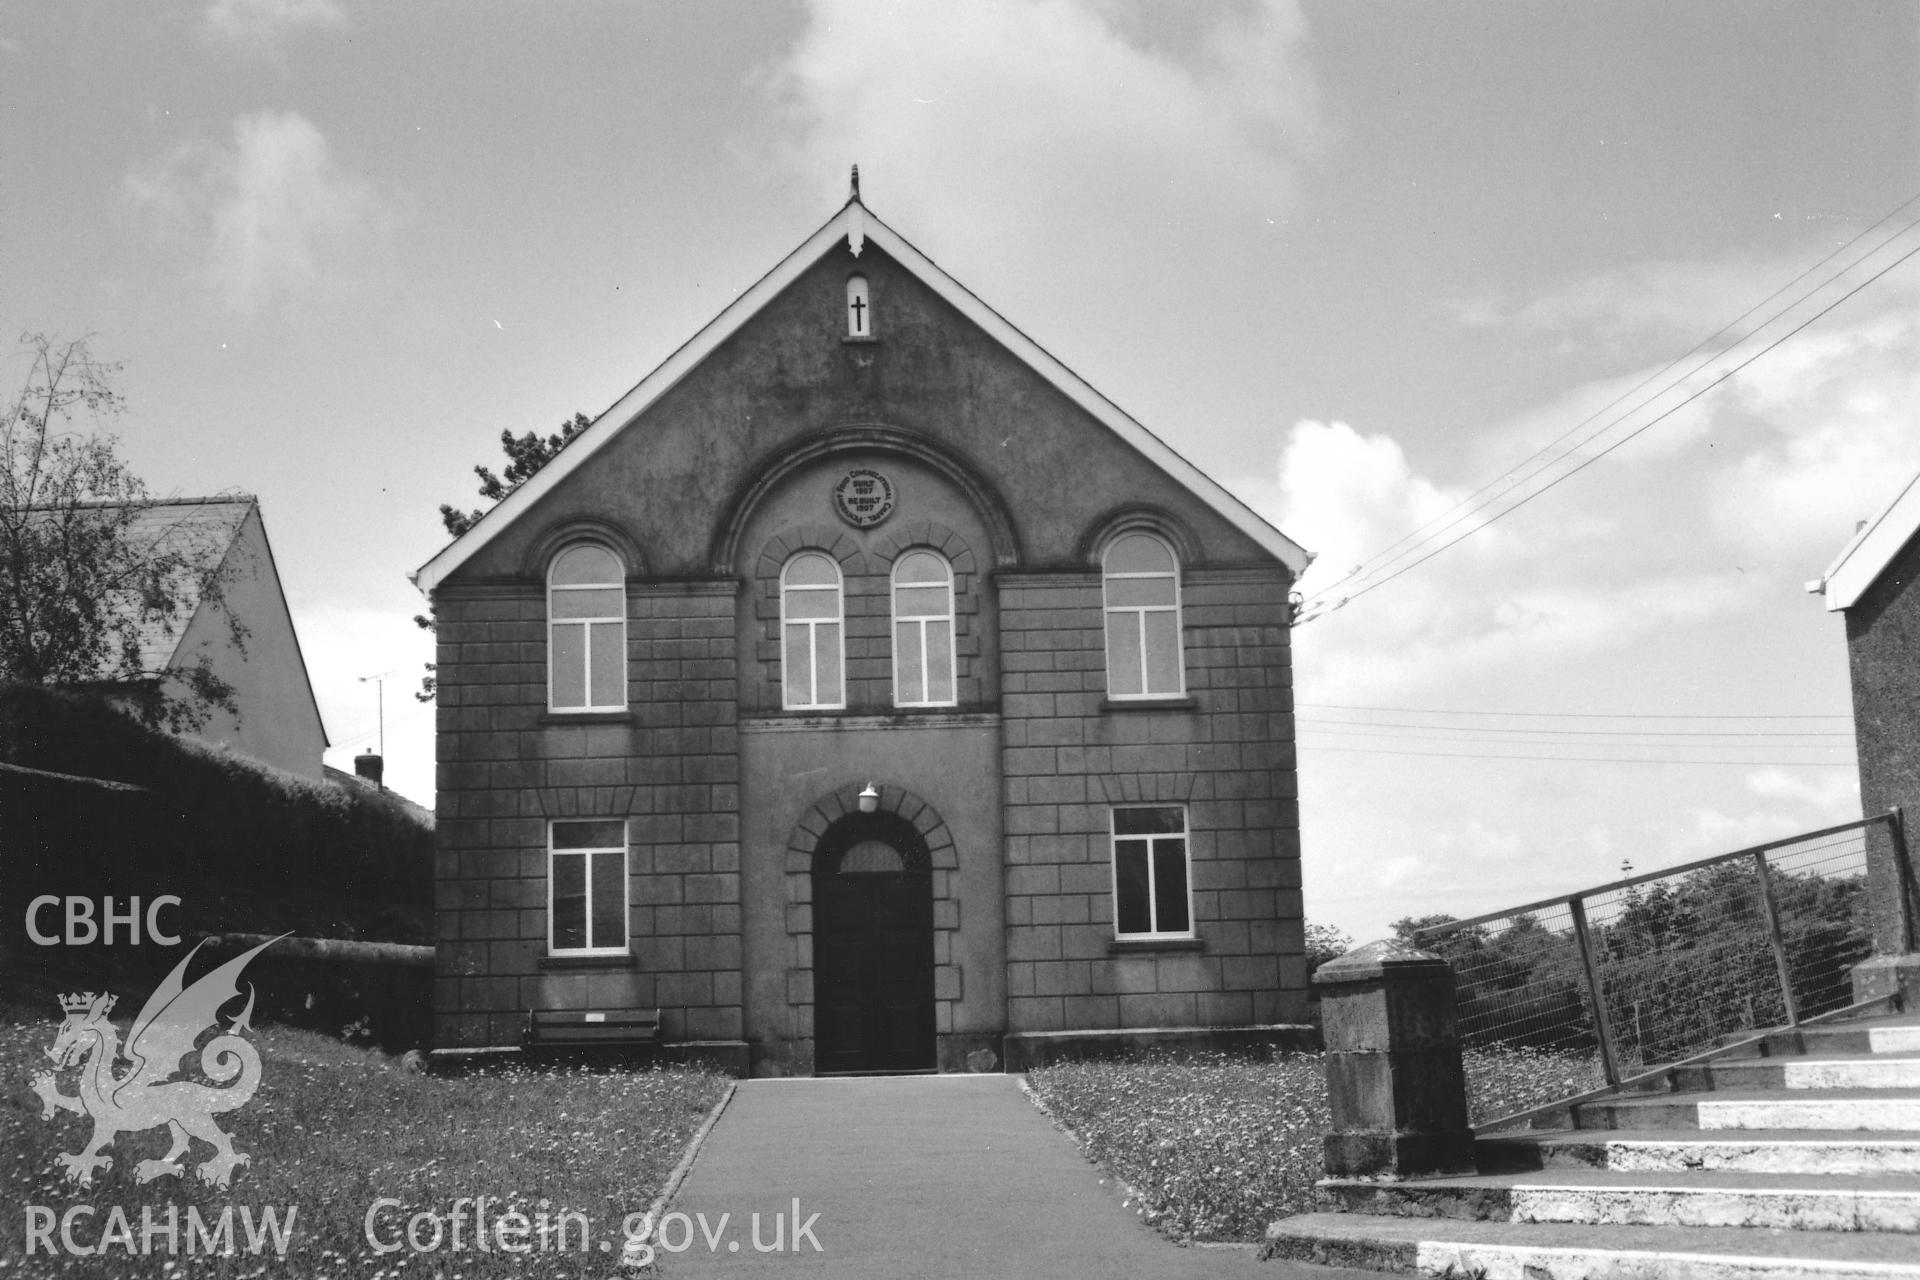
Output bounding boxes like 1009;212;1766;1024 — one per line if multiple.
650;1073;1368;1278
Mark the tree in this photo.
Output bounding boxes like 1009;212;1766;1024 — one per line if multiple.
1304;921;1354;976
1391;913;1461;944
415;412;592;700
0;333;242;732
437;412;590;538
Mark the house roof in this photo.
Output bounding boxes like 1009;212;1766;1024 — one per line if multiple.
325;763;435;827
62;496;328;749
413;195;1313;594
116;497;256;670
1809;470;1920;611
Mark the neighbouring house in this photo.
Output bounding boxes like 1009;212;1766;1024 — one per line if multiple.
115;496;328;780
1811;469;1920;1001
325;762;436;828
413;183;1315;1074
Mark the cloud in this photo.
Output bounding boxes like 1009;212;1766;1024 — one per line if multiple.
1278;419;1473;592
1449;235;1920;386
1497;258;1782;346
1273;237;1920;686
1666;803;1838;866
1705;309;1920;566
1745;768;1858;813
760;0;1323;286
1276;411;1740;696
197;0;345;61
1283;239;1907;939
126;111;389;313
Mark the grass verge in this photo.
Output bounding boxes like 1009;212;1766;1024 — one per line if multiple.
1026;1046;1605;1243
3;1011;727;1277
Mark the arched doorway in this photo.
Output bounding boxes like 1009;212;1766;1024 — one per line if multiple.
811;811;936;1073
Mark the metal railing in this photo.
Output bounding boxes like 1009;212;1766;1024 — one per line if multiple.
1414;810;1914;1095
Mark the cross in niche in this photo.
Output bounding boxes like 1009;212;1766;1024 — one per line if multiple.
849;294;868;334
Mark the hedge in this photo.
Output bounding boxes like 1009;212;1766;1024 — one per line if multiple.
0;682;431;911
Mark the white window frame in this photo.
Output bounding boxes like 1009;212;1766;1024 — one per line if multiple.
547;543;627;713
891;550;957;708
781;552;846;710
548;819;629;957
1109;805;1194;940
1103;531;1185;699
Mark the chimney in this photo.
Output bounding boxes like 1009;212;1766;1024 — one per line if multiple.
354;751;385;789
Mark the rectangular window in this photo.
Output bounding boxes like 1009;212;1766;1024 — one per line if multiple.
1111;806;1192;938
549;819;628;955
549;588;626;711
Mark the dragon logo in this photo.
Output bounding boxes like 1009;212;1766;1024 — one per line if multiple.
31;935;282;1188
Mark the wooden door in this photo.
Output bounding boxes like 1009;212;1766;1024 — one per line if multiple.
812;817;936;1073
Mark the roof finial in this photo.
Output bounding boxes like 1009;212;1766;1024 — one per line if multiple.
850;164;861;203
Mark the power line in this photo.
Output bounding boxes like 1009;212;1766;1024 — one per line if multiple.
1313;196;1920;606
1310;195;1920;602
1316;230;1920;610
1311;206;1920;606
1298;200;1920;619
1304;744;1853;767
1296;701;1849;720
1297;717;1853;739
1301;724;1852;752
329;699;435;749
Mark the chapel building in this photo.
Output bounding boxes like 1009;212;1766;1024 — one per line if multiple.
415;184;1314;1075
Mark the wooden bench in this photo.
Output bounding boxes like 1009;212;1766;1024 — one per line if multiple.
525;1007;662;1051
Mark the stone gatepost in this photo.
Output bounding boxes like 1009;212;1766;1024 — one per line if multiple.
1850;810;1920;1008
1316;939;1476;1178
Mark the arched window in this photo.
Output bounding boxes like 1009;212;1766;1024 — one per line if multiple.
782;552;845;709
547;543;626;711
1103;532;1183;698
846;275;871;337
892;550;955;707
838;839;905;874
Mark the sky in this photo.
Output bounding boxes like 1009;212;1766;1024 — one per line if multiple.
4;0;1917;943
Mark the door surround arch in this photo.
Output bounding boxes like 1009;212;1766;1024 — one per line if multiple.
782;782;961;1072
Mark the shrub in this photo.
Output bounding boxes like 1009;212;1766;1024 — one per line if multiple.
0;682;431;912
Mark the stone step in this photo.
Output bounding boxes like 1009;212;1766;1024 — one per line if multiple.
1717;1016;1920;1060
1321;1169;1920;1232
1575;1088;1920;1132
1478;1128;1920;1176
1264;1212;1920;1278
1671;1057;1920;1092
1875;1027;1920;1054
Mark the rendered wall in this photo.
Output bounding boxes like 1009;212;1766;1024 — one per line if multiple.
450;239;1277;582
172;509;327;780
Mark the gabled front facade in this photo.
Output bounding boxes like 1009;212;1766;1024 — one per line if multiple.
420;194;1313;1073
